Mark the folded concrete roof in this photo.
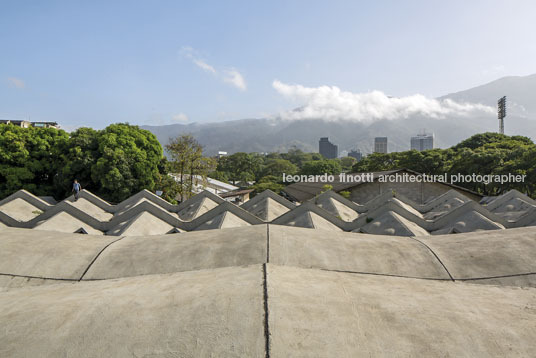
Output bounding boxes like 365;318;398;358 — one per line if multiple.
1;187;536;237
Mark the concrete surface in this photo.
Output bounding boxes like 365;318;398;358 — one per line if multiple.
2;225;535;286
84;225;267;280
0;227;117;279
33;211;103;235
0;197;41;221
109;211;174;236
268;264;536;358
360;210;429;236
67;197;113;221
0;275;74;292
269;225;449;279
419;226;536;280
0;265;265;358
2;220;536;357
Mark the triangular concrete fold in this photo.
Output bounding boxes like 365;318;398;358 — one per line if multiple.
108;211;175;236
34;211;103;235
432;211;505;235
194;211;250;231
359;211;429;236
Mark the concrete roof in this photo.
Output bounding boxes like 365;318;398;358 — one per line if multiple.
283;169;483;202
1;224;536;356
1;187;536;237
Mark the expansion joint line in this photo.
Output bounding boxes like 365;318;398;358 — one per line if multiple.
262;263;271;358
410;236;455;282
266;224;270;264
78;236;125;281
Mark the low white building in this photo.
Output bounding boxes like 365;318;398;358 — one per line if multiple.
169;174;238;196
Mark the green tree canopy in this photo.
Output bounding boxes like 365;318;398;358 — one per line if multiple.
91;123;163;202
217;152;264;184
262;158;297;178
0;124;69;198
300;159;342;176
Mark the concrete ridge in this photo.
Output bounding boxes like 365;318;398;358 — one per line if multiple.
1;225;536;288
0;189;52;210
190;201;264;230
271;201;347;230
485;188;536;211
311;190;364;212
359;210;429;236
241;189;296;211
1;188;536;236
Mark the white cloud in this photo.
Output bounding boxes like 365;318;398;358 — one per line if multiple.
223;69;247;91
272;80;494;122
180;46;246;90
171;113;188;122
192;58;216;74
7;77;25;89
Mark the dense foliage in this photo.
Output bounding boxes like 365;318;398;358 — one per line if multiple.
353;133;536;196
0;125;69;198
0;123;163;202
2;126;534;201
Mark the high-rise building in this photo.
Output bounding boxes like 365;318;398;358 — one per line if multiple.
374;137;388;153
319;137;338;159
410;133;434;151
348;149;363;161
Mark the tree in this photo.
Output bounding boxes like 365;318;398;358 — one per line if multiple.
340;157;357;171
281;147;323;167
262;158;297;178
0;124;69;198
251;175;284;194
91;123;163;202
165;134;215;200
217;152;263;184
154;158;181;204
55;127;99;197
351;132;536;197
300;159;342;176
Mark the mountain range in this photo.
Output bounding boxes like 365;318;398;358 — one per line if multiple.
142;74;536;155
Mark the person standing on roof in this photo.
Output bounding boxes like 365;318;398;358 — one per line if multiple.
72;179;82;201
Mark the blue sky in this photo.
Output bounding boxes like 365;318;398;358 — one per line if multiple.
1;0;535;130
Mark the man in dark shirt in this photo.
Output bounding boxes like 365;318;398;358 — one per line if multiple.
72;179;81;201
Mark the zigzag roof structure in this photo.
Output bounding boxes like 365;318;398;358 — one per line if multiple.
1;187;536;236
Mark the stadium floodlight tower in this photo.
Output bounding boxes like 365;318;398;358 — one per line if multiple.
498;96;506;134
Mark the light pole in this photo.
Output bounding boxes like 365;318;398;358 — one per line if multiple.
498;96;506;134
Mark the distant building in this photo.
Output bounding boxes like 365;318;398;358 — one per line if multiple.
0;119;30;128
220;188;254;203
411;133;434;151
31;121;60;129
374;137;388;153
319;137;338;159
0;119;59;129
348;149;363;161
168;174;238;198
217;151;228;158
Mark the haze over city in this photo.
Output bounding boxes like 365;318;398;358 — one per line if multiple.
1;0;536;131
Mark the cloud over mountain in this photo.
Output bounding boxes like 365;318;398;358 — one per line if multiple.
272;80;494;122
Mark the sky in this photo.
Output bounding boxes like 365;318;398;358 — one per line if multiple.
1;0;535;130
